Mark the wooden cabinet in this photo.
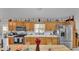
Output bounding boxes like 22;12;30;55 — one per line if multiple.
73;32;78;48
25;22;30;31
51;37;59;45
8;21;16;31
46;37;59;45
25;22;34;31
24;37;59;45
40;37;47;45
29;22;34;31
45;22;57;31
8;21;13;31
16;21;24;26
77;38;79;47
12;21;16;31
8;36;59;45
45;22;52;31
30;37;35;44
46;37;52;45
8;37;13;44
25;37;35;44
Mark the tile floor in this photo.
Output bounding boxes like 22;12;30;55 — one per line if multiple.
72;47;79;51
9;45;70;51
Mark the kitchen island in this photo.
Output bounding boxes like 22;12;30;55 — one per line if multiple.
8;35;60;45
24;35;59;45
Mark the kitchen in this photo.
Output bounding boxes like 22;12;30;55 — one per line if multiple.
0;8;79;51
0;16;77;51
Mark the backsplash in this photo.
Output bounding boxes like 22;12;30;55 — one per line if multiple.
8;31;59;36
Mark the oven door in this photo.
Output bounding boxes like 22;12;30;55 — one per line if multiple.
14;37;23;44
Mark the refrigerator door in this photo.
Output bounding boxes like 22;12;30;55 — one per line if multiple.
59;25;73;49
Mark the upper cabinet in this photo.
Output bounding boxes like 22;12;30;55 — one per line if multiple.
29;22;34;31
8;19;57;32
8;19;35;31
45;21;57;31
8;19;13;31
25;22;34;31
8;19;18;31
8;19;72;32
11;21;16;31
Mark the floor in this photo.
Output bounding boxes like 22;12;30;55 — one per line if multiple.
72;47;79;51
9;45;70;51
1;44;79;51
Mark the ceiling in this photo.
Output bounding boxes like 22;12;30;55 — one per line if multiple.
0;8;79;19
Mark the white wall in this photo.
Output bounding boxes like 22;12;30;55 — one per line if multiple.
0;8;78;18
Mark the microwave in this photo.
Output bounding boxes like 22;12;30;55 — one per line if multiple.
16;26;26;31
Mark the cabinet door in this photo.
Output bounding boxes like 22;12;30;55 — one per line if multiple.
29;37;35;44
25;22;30;31
46;22;54;31
45;22;57;31
16;21;21;26
45;22;52;31
25;37;30;44
8;22;13;31
51;37;59;45
12;21;16;31
8;37;13;44
25;37;35;45
40;37;46;45
52;23;56;30
29;22;34;31
25;22;34;31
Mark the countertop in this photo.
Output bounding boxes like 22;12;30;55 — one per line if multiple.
8;35;59;37
24;35;58;37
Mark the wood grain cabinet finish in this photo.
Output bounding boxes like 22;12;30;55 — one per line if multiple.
12;21;16;31
8;37;14;44
25;22;34;31
24;37;59;45
25;37;35;44
45;22;57;31
51;37;59;45
8;22;13;31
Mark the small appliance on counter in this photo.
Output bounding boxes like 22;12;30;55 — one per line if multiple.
8;31;17;36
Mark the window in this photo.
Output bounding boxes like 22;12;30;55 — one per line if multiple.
34;24;45;34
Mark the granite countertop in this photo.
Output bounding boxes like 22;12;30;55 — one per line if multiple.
8;34;58;37
8;31;59;37
24;35;58;37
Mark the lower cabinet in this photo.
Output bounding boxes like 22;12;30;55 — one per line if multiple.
25;37;35;44
8;36;60;45
46;37;52;45
8;37;14;44
25;37;59;45
40;37;47;45
51;37;59;45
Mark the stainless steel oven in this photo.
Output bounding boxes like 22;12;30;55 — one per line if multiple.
14;36;24;44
